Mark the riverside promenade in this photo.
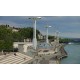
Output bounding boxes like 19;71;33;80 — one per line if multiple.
29;43;68;64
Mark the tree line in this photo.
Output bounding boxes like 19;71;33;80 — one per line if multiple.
59;38;72;43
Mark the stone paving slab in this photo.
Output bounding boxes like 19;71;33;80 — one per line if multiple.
0;52;32;64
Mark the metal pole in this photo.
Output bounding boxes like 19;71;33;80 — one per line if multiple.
58;32;60;44
33;19;37;50
46;27;49;44
28;17;41;50
56;31;59;44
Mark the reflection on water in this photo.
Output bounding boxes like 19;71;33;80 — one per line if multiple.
61;43;80;64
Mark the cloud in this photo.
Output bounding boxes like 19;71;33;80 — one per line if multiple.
0;16;80;38
60;32;80;38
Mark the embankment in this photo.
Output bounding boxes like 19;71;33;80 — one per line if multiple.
56;44;68;63
49;44;68;64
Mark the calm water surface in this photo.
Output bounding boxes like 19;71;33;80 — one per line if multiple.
61;43;80;64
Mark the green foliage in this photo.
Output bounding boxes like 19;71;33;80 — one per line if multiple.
4;40;13;52
12;32;21;42
48;35;55;40
19;27;33;40
0;25;41;52
59;38;72;43
19;27;40;40
0;40;5;51
0;25;13;51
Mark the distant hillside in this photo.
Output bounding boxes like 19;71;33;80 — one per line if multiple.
59;37;80;43
70;38;80;43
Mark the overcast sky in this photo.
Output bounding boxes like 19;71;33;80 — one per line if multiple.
0;16;80;38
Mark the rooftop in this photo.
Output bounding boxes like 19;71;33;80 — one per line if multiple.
0;52;32;64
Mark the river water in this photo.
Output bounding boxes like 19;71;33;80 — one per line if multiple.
61;43;80;64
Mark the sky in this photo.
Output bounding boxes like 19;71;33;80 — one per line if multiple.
0;16;80;38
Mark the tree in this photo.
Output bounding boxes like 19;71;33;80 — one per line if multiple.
19;27;40;41
4;40;13;52
12;32;21;42
0;40;5;51
0;25;13;51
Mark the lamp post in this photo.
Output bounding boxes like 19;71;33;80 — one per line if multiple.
28;17;41;50
45;25;52;44
53;30;60;52
56;31;60;44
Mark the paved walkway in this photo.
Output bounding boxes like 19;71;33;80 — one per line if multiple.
0;52;32;64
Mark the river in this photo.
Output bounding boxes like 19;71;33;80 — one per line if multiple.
61;43;80;64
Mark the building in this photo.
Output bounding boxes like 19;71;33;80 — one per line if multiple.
12;28;19;32
13;42;33;53
38;34;44;39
